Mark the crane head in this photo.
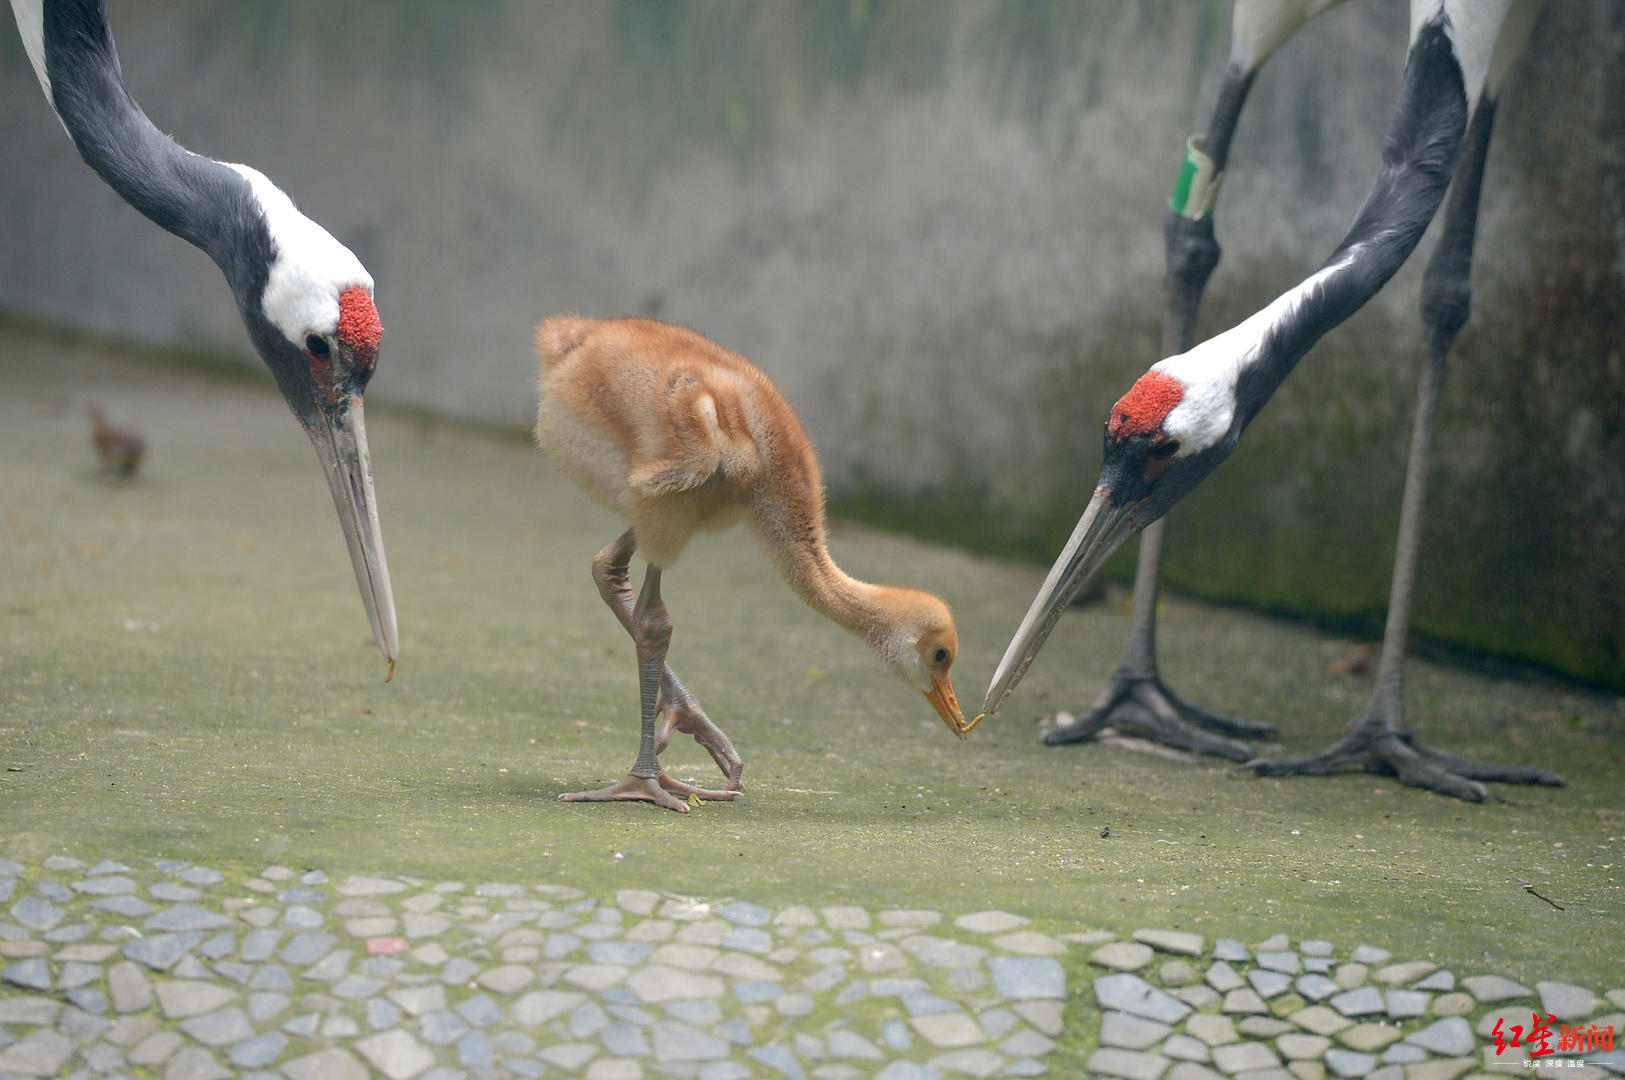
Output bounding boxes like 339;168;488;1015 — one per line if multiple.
872;588;977;738
230;166;400;677
983;366;1240;716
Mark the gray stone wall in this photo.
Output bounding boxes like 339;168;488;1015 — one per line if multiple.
2;1;1620;687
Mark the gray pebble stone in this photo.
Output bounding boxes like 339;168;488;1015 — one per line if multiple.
1249;970;1294;999
456;1029;493;1068
1221;989;1270;1016
1101;1010;1174;1050
239;929;280;963
176;866;224;886
1095;942;1156;971
1207;962;1246;993
1384;991;1429;1018
322;1014;361;1038
247;965;291;992
1278;1034;1332;1060
601;1019;648;1056
1166;1034;1213;1062
420;1008;470;1045
226;1032;285;1070
281;1012;320;1039
456;993;503;1028
1258;952;1302;975
355;1029;437;1080
148;882;202;902
198;932;236;960
9;896;64;931
881;1019;912;1049
248;992;290;1024
1298;975;1341;1002
1404;1017;1475;1057
1085;1048;1173;1080
91;895;155;918
734;980;783;1003
65;987;108;1015
171;1044;233;1079
1379;1044;1427;1065
1097;972;1195;1024
1174;986;1223;1009
1213;1042;1282;1074
1304;957;1335;975
1431;993;1474;1016
902;991;958;1016
716;1017;752;1046
1214;940;1250;962
1350;947;1390;965
750;1043;808;1079
699;1064;754;1080
569;1000;609;1037
1461;975;1531;1002
34;880;73;901
0;995;60;1025
715;901;773;927
440;956;481;984
991;956;1066;1001
123;931;203;971
282;905;324;930
107;961;152;1013
1335;964;1369;991
1330;987;1386;1017
1237;1017;1293;1038
1414;971;1455;992
177;1006;254;1046
71;875;135;896
1;957;51;991
1537;981;1598;1020
1162;961;1200;987
1256;934;1291;951
828;1029;883;1060
1373;962;1436;987
1135;929;1205;956
1324;1048;1376;1078
1302;941;1335;957
278;931;335;966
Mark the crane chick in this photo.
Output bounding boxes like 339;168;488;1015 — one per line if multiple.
535;316;977;813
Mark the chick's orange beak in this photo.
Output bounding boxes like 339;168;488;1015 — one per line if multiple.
925;675;981;739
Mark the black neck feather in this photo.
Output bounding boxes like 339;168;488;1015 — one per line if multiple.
40;0;273;301
1234;17;1470;429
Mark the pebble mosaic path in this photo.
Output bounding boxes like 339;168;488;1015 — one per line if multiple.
1;856;1621;1080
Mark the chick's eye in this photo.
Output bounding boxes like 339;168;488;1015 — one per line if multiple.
932;647;949;665
305;335;330;358
1150;439;1180;458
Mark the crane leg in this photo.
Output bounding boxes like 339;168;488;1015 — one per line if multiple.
562;540;740;812
592;530;743;791
1245;100;1563;799
1044;70;1276;761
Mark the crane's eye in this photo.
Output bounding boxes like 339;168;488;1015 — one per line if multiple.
306;335;330;358
932;647;949;665
1150;439;1180;458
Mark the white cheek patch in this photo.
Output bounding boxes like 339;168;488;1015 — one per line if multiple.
226;163;373;344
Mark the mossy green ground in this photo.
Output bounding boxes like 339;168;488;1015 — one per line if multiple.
2;325;1621;1003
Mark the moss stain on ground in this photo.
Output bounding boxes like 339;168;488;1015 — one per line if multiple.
1;325;1621;1000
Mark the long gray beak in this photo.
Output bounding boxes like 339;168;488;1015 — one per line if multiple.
983;488;1139;716
307;397;399;678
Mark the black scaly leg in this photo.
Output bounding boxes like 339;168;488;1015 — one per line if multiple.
1045;70;1277;761
591;530;744;791
1246;100;1563;799
562;542;739;812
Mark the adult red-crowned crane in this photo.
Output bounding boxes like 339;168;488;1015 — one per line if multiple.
985;0;1563;800
534;316;974;813
9;0;398;673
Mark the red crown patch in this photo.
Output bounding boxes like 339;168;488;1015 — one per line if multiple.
1109;371;1183;440
337;287;383;356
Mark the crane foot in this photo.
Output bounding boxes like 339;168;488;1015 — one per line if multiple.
560;771;741;813
1243;725;1564;801
1040;669;1276;762
656;699;745;792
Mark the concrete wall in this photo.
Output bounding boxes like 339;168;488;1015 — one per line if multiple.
2;1;1621;688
